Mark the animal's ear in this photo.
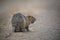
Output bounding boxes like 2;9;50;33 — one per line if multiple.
27;16;36;23
31;16;36;23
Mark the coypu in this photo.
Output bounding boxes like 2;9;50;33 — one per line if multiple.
11;13;36;32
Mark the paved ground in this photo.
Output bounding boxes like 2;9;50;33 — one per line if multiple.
6;27;40;40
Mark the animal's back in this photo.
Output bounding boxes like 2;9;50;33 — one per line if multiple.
12;13;24;27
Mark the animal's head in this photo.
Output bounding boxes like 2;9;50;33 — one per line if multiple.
27;16;36;24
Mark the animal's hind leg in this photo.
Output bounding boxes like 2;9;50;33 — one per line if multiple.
19;27;23;32
19;26;25;32
14;26;18;32
14;25;20;32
